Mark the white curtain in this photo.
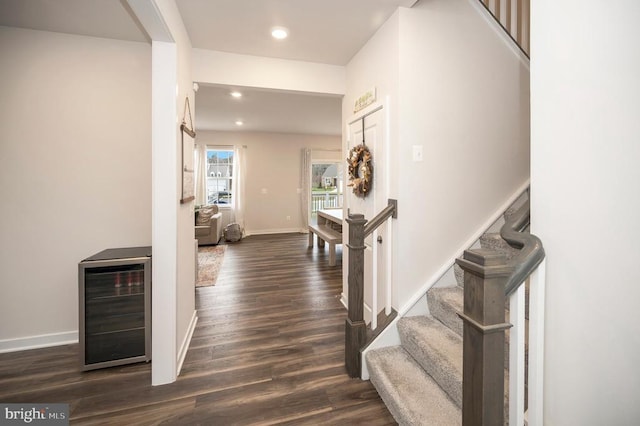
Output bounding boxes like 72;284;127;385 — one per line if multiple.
232;145;247;235
194;143;207;206
301;148;312;230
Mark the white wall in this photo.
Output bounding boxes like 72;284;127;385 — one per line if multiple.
196;131;341;235
0;27;151;350
192;49;346;96
531;2;640;424
395;0;530;308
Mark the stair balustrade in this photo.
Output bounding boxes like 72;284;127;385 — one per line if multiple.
345;199;398;378
478;0;530;56
456;200;545;425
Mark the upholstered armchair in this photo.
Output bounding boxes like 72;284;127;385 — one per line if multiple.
195;205;222;245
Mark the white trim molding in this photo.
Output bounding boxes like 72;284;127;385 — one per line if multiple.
176;310;198;376
246;228;305;236
0;331;78;354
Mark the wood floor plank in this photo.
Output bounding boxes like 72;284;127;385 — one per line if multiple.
0;233;394;424
74;397;196;425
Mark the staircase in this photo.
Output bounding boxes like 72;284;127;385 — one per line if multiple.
365;205;524;425
361;3;534;421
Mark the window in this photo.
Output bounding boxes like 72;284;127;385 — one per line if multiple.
311;162;343;215
206;147;234;205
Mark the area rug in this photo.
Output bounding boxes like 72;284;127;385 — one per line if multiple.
196;245;226;287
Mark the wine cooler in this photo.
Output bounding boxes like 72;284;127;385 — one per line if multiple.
78;247;151;371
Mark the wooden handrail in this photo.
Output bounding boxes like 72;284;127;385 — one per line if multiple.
364;199;398;237
501;200;545;295
345;199;397;378
456;198;544;425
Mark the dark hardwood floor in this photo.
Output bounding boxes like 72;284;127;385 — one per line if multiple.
0;233;395;425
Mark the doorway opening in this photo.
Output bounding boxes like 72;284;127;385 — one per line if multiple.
310;162;343;225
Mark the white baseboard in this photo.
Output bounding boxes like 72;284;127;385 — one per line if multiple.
176;310;198;376
0;330;78;353
246;227;305;236
340;292;348;309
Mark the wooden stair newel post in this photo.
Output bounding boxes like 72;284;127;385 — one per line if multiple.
345;213;367;378
456;249;513;426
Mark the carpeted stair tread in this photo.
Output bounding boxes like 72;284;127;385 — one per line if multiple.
454;263;464;287
366;346;461;425
426;286;463;337
398;315;463;407
479;233;520;260
366;198;530;423
427;286;512;362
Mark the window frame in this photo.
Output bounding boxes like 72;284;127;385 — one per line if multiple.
205;146;234;207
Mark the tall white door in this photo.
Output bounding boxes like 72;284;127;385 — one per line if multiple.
344;108;388;325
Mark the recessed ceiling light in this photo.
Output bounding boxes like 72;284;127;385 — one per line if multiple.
235;120;244;126
230;91;242;98
271;26;289;40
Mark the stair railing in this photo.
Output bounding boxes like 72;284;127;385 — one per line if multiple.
456;200;545;425
478;0;530;57
345;199;398;378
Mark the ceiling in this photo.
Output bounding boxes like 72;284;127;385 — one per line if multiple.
0;0;149;43
175;0;416;66
196;85;342;135
0;0;418;135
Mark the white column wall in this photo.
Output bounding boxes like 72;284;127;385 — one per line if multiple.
144;0;196;385
150;40;179;385
531;1;640;424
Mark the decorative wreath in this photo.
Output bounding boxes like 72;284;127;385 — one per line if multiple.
347;144;373;197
